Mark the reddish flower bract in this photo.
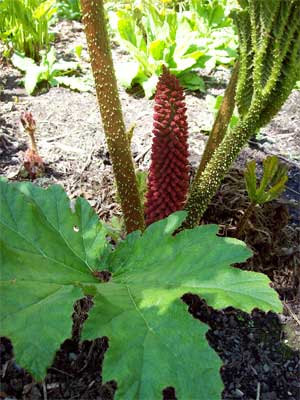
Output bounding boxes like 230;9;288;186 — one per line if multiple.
145;67;190;225
20;111;36;133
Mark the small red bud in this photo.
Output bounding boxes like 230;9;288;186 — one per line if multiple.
20;111;36;132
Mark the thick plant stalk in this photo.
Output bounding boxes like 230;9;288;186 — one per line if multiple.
80;0;145;233
145;67;189;225
184;0;300;228
196;60;239;179
184;109;260;228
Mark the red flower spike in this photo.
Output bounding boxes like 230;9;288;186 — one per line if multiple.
145;66;190;226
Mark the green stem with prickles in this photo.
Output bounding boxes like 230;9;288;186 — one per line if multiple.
184;102;261;228
195;60;239;180
184;0;300;228
80;0;145;233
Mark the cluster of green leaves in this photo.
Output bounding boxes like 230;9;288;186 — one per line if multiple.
106;0;237;97
245;156;288;206
0;179;282;399
11;47;91;94
185;0;238;67
55;0;81;21
0;0;57;61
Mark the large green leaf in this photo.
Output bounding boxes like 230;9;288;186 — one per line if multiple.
33;0;57;19
148;39;165;61
54;76;91;92
117;10;138;46
179;71;205;92
0;181;109;380
24;64;42;94
11;52;35;72
0;182;282;398
84;284;221;399
141;74;159;98
116;60;141;88
83;212;282;399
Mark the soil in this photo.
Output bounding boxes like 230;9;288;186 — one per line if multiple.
0;299;299;400
1;20;300;400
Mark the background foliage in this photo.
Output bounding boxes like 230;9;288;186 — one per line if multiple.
55;0;81;21
106;0;238;96
0;0;57;61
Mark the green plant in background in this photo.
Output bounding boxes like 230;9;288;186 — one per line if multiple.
183;0;238;70
11;47;91;94
55;0;81;21
0;0;57;61
184;0;300;228
107;2;208;97
187;0;237;32
73;43;83;59
0;180;282;399
236;156;288;237
105;0;238;97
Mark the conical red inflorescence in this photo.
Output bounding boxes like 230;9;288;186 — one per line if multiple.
145;67;190;225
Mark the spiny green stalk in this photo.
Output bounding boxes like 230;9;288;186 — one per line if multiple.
80;0;145;233
195;60;239;179
234;9;253;117
184;105;261;228
184;0;300;228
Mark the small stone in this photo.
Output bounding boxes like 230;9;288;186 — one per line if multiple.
266;391;278;400
30;386;42;399
69;352;77;361
263;364;270;372
261;382;270;392
233;388;244;397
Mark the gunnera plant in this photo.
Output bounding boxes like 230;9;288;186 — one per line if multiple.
145;66;190;225
184;0;300;228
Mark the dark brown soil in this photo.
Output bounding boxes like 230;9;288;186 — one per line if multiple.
1;20;300;400
1;297;299;400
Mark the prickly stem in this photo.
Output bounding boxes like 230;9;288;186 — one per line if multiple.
184;105;261;228
195;60;239;180
80;0;145;233
184;1;300;228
